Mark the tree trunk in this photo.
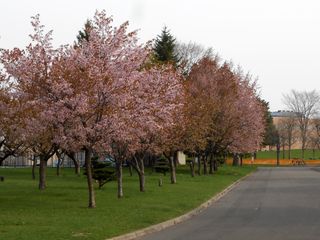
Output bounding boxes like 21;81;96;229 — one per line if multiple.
213;159;218;171
138;172;145;192
56;151;64;176
0;153;14;167
56;158;61;176
282;144;285;159
203;155;208;175
132;156;145;192
169;156;177;184
0;153;12;166
32;155;36;180
232;153;239;166
39;156;47;190
288;145;291;160
209;154;214;174
276;144;280;166
197;155;201;175
68;152;80;176
190;158;195;177
117;162;123;198
131;156;145;192
313;149;315;159
73;158;80;176
173;152;178;168
56;161;61;176
139;158;145;192
75;163;80;176
128;162;133;177
84;147;96;208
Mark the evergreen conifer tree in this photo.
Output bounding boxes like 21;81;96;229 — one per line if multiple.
260;99;279;147
153;26;179;66
76;20;92;46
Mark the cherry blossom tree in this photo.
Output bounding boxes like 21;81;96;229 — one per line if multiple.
0;72;26;165
120;65;184;191
48;11;184;203
227;72;265;157
0;15;59;189
186;57;264;170
185;57;220;174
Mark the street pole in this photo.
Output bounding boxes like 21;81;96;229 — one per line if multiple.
276;143;280;166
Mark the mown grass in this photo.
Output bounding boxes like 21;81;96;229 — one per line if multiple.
0;165;255;240
255;149;320;159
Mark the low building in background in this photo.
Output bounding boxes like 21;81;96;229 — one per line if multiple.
271;110;320;150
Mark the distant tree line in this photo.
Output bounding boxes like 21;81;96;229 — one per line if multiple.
276;90;320;159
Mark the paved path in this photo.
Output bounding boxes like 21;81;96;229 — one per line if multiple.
140;167;320;240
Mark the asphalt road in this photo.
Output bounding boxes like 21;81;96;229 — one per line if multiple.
140;167;320;240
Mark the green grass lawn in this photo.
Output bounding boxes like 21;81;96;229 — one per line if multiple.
0;165;255;240
254;149;320;160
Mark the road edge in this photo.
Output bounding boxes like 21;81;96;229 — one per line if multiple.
107;169;256;240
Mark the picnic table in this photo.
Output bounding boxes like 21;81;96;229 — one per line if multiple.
291;158;305;166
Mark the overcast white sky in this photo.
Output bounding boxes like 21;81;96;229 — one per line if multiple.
1;0;319;111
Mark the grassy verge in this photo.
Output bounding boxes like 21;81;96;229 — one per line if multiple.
253;149;320;160
0;165;255;240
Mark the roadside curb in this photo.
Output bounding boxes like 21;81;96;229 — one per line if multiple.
107;170;256;240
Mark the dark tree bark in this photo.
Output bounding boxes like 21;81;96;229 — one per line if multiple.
209;154;214;174
189;158;195;177
139;169;145;192
128;162;133;177
164;152;177;184
67;152;80;175
313;149;316;159
36;146;56;191
56;151;64;176
213;159;218;171
131;156;145;192
203;155;208;175
197;154;201;175
56;159;61;176
173;152;178;168
116;162;123;198
0;142;18;166
39;155;47;190
169;156;176;184
232;153;239;166
32;155;36;180
0;153;12;166
288;145;291;160
84;147;96;208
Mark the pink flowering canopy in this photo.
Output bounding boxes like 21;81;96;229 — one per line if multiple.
48;10;184;156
